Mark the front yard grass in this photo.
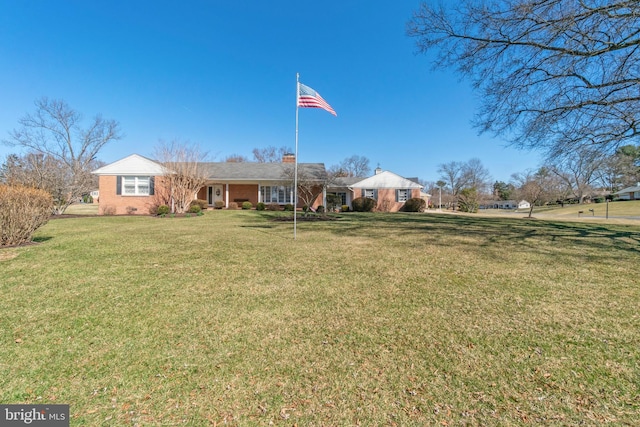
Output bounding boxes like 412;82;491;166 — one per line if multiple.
1;211;639;425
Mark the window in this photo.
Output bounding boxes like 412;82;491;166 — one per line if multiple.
327;192;347;205
363;189;377;199
260;185;293;204
397;189;409;202
121;176;151;196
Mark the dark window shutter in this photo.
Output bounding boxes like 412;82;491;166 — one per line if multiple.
374;189;378;200
361;189;365;197
149;177;155;195
116;176;121;195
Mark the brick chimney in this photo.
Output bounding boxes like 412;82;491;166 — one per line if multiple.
282;153;296;163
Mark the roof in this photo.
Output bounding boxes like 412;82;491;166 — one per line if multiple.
614;184;640;194
92;154;326;182
92;154;167;176
349;170;424;189
202;162;326;181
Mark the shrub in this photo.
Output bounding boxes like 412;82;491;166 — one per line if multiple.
341;205;350;212
352;197;376;212
157;205;170;215
227;202;238;209
214;200;225;209
190;199;208;210
284;204;295;211
403;198;426;212
316;205;325;213
102;205;116;216
189;204;202;214
242;201;253;210
126;206;138;215
0;184;53;247
256;202;266;211
267;203;281;211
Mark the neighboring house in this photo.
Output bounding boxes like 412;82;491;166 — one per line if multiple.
483;200;530;210
92;154;424;215
614;183;640;200
348;168;424;212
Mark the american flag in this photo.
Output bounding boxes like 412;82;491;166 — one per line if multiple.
297;83;337;116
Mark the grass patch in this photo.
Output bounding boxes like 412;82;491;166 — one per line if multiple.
1;211;639;425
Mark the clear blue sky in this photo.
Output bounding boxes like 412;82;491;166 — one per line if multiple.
1;0;543;184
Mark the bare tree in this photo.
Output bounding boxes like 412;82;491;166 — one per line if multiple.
225;154;249;162
511;168;557;218
438;161;467;206
3;98;122;213
437;158;490;209
408;1;640;156
333;155;371;177
252;146;292;163
281;165;327;217
463;158;492;194
154;140;210;214
545;147;603;203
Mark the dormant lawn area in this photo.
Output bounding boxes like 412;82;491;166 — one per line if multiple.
1;211;639;425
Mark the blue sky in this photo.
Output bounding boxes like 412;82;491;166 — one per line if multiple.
1;0;543;184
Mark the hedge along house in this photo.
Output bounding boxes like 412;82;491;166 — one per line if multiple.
92;153;327;215
348;168;424;212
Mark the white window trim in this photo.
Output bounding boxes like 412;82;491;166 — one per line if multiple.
122;176;151;196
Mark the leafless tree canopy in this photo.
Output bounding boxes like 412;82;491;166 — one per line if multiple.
154;140;210;214
3;98;121;213
252;146;292;163
408;0;640;155
329;155;372;178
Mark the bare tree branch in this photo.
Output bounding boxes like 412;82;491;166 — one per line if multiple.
408;0;640;155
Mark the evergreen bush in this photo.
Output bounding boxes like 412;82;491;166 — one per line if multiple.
403;198;426;212
352;197;376;212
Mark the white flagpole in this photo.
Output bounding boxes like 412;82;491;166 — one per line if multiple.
294;73;299;240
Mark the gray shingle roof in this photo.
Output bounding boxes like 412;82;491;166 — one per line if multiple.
201;162;326;181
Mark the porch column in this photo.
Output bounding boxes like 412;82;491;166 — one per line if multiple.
225;184;229;208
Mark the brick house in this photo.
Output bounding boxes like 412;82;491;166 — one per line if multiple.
348;168;424;212
92;154;425;215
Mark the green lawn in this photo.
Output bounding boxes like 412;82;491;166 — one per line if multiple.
1;211;639;425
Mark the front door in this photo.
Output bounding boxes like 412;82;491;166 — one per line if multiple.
207;185;224;206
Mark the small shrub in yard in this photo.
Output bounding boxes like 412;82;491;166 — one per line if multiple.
0;184;53;247
157;205;170;215
190;199;208;210
341;205;350;212
189;204;202;214
316;205;325;213
126;206;138;215
267;203;281;211
227;202;238;209
352;197;376;212
102;205;116;216
214;200;225;209
256;202;266;211
242;201;253;210
284;204;294;211
403;198;426;212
